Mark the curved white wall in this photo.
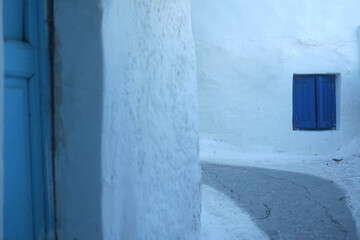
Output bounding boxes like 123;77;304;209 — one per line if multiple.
192;0;360;156
101;1;200;238
54;0;201;239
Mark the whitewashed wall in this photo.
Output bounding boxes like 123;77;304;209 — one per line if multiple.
192;0;360;156
54;0;200;239
101;0;200;238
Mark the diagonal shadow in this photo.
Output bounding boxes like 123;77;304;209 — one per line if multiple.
202;163;358;240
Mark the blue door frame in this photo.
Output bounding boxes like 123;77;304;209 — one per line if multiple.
3;0;54;239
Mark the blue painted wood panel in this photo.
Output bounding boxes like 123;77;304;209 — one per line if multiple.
293;76;316;129
3;0;24;40
2;0;48;239
4;41;34;78
317;76;336;129
3;77;34;240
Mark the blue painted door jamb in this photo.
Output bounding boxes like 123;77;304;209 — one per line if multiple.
3;0;55;239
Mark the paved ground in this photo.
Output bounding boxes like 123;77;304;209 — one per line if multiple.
202;163;358;240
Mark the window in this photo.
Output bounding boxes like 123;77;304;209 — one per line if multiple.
293;74;336;130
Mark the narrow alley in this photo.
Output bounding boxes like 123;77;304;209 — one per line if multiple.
202;163;358;240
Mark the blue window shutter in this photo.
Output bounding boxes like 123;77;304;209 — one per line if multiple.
293;76;316;129
317;76;336;129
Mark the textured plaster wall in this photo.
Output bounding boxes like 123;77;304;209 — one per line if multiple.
101;0;201;239
53;0;103;239
54;0;200;239
192;0;360;156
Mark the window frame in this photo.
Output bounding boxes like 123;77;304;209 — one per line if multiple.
293;74;336;131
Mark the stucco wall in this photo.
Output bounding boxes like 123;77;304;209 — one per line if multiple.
101;0;201;239
54;0;200;239
192;0;360;156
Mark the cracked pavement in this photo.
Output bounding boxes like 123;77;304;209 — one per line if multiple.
202;163;358;240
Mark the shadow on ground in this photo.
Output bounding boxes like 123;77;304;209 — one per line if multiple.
202;163;358;240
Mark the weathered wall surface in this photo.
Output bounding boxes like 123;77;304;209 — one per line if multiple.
53;0;103;239
54;0;200;239
101;0;201;239
192;0;360;156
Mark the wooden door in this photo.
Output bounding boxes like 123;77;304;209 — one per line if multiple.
3;0;50;239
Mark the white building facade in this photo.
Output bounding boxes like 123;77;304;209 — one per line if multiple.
192;0;360;156
2;0;360;239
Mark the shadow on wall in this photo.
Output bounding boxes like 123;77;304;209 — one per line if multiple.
202;163;358;240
